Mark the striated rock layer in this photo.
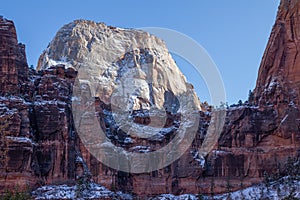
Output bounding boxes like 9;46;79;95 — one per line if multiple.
0;16;32;190
0;16;28;96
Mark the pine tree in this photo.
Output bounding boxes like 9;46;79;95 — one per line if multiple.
248;90;254;104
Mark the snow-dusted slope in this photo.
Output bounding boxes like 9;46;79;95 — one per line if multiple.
32;176;300;199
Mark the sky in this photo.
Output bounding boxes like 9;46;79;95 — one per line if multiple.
0;0;280;105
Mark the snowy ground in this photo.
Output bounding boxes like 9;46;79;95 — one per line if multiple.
32;177;300;199
213;177;300;200
31;183;132;200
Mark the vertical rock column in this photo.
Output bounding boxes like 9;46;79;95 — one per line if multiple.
0;17;28;95
0;17;19;95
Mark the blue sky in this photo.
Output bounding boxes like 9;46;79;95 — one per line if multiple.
1;1;280;104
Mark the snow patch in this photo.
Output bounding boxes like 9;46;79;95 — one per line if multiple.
48;58;73;69
214;177;300;200
190;150;205;168
281;114;288;124
32;183;132;200
150;194;197;200
6;136;36;145
130;145;150;153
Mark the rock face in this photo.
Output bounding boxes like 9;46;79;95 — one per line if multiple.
2;0;300;197
211;0;300;194
37;19;204;194
253;0;300;107
0;17;79;191
0;97;35;191
37;20;200;111
30;65;78;185
0;16;33;190
0;17;28;96
0;17;204;196
213;0;300;194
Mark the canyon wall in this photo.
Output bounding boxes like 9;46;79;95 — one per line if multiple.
1;0;300;197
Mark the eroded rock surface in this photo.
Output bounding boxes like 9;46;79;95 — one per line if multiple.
253;0;300;108
0;16;28;96
37;20;200;111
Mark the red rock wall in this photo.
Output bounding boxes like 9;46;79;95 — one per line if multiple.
29;65;78;187
254;0;300;107
0;97;36;191
0;17;19;95
0;17;33;191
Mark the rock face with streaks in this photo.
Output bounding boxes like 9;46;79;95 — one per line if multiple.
253;0;300;108
0;97;35;191
30;65;79;185
0;17;80;191
0;16;33;190
211;0;300;194
0;16;28;96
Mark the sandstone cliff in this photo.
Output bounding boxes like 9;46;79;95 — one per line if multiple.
37;20;200;111
0;17;79;191
254;0;300;108
0;16;28;95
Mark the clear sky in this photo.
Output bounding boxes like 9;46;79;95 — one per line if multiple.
0;0;280;105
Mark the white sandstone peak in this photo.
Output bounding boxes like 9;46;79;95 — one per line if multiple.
37;20;201;111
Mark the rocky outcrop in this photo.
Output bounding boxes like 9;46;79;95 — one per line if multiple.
0;97;35;191
0;16;28;96
0;17;33;191
253;0;300;108
204;0;300;194
0;17;79;191
30;65;78;185
212;0;300;194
